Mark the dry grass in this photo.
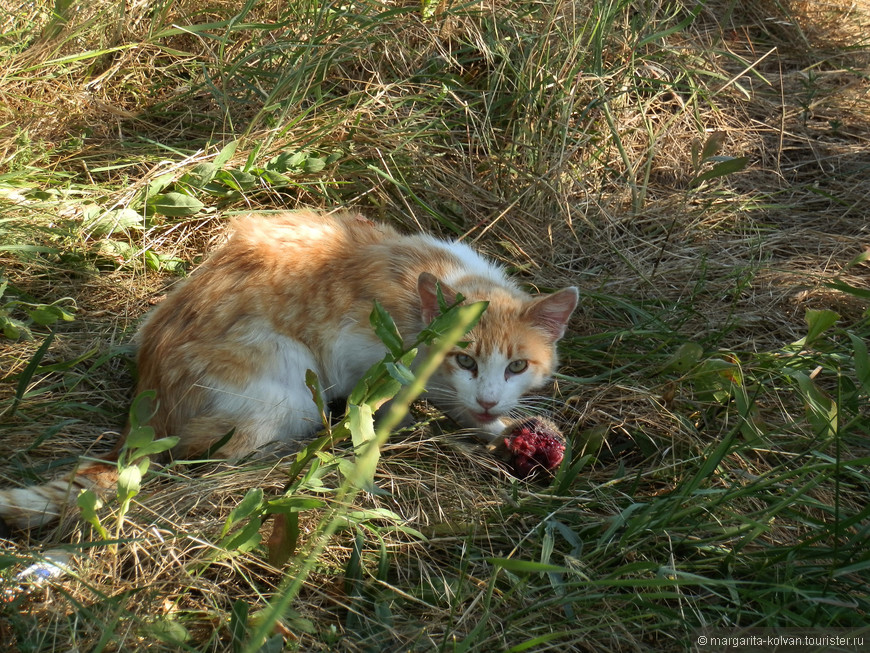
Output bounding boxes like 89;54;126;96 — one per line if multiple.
1;0;869;650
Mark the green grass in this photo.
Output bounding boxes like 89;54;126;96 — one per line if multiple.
1;0;869;650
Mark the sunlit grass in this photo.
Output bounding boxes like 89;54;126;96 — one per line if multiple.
1;0;868;650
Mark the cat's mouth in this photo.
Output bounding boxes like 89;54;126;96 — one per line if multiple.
471;411;499;424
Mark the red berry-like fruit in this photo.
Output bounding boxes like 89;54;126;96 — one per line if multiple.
501;417;566;478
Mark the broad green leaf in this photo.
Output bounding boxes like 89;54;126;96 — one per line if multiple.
259;169;291;187
125;425;156;450
421;0;439;21
348;402;379;490
28;304;73;326
223;488;264;536
214;140;238;168
148;617;191;645
222;517;262;553
145;172;174;199
848;333;870;394
26;307;58;326
792;372;838;438
146;192;204;217
88;208;145;235
129;436;180;461
117;464;142;502
701;131;726;161
267;151;306;172
180;162;219;188
663;341;703;374
349;403;376;452
302;157;326;173
143;250;161;271
385;361;415;385
2;316;27;340
370;301;404;357
802;309;840;347
77;489;109;538
97;239;136;261
691;156;748;186
221;169;258;192
229;599;249;653
265;496;326;513
129;390;158;429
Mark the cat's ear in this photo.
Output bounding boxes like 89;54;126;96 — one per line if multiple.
526;287;578;340
418;272;459;324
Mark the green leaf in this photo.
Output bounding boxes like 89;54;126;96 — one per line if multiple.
848;333;870;394
265;496;327;513
214;140;238;168
792;372;838;438
117;464;142;503
129;390;158;429
801;309;840;347
1;316;27;340
129;436;180;461
25;303;74;325
701;131;726;161
385;361;415;385
88;208;145;235
421;0;439;21
223;488;264;537
663;341;703;374
147;617;191;645
146;192;204;217
180;162;219;188
222;517;262;553
691;156;748;186
302;157;326;173
220;169;258;192
77;489;109;539
370;301;404;357
349;403;376;453
143;249;161;272
267;151;306;173
348;402;379;490
12;331;53;415
824;279;870;300
125;425;156;450
230;599;249;653
259;169;291;187
145;172;174;199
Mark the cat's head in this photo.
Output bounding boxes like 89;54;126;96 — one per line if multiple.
418;272;578;434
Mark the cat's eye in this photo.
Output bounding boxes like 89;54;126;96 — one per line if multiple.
455;353;477;371
507;359;528;374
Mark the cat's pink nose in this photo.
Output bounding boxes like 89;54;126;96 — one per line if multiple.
477;399;497;411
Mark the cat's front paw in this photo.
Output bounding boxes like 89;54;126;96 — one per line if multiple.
473;417;509;442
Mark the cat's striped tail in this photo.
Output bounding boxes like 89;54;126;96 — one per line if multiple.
0;459;119;531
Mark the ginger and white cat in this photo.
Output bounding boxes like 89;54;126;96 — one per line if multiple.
0;210;577;529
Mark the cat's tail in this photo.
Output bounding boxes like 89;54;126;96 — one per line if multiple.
0;457;120;531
